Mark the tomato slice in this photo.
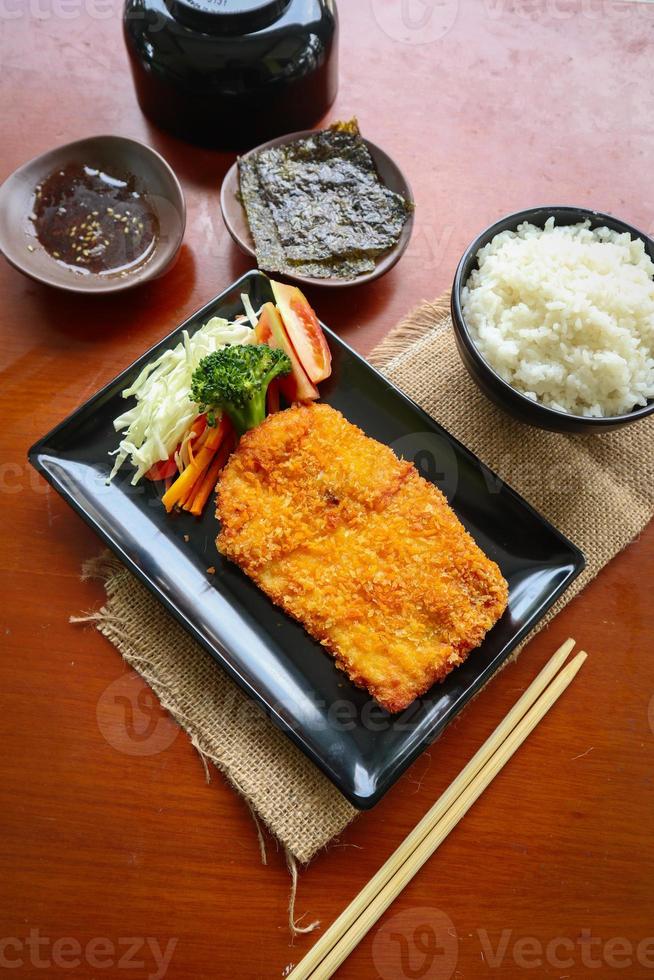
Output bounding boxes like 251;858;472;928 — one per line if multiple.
145;456;179;481
270;280;332;384
254;303;319;402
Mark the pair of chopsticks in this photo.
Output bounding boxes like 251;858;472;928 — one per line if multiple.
289;638;586;980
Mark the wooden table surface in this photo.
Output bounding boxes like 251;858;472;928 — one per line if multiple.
2;2;654;978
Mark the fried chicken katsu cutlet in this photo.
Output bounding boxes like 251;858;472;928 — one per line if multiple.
216;404;508;713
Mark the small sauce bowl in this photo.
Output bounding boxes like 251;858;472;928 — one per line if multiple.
0;134;185;294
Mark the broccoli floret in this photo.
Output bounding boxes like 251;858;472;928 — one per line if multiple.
190;343;291;436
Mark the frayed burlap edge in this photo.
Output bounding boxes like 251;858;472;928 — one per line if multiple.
73;551;354;935
368;294;451;370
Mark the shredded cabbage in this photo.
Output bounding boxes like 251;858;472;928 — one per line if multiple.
240;292;261;329
108;314;254;485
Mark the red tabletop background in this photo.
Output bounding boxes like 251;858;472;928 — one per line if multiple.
2;1;654;978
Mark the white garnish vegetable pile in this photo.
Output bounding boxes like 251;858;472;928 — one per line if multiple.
461;218;654;417
108;313;253;484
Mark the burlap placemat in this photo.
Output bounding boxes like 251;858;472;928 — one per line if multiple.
76;294;654;873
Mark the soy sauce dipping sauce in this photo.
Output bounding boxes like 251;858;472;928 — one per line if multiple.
31;163;159;277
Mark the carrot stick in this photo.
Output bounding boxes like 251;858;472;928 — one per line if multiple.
179;460;209;511
179;472;201;509
162;415;230;512
178;423;228;510
188;437;234;516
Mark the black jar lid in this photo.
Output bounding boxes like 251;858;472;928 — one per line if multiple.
166;0;290;35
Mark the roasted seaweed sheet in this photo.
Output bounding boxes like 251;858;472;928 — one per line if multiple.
238;120;411;280
239;157;375;279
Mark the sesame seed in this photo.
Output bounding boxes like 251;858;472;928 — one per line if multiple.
27;244;35;252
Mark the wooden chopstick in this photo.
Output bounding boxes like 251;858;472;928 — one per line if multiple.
307;651;587;978
288;639;582;980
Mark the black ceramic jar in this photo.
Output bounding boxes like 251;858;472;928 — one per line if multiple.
123;0;338;150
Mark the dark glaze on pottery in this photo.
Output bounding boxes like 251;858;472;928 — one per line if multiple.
123;0;338;150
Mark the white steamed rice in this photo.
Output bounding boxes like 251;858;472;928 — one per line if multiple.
461;218;654;417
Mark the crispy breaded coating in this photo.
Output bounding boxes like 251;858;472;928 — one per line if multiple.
216;404;508;713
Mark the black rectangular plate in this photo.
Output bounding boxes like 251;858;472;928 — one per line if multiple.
29;270;585;809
